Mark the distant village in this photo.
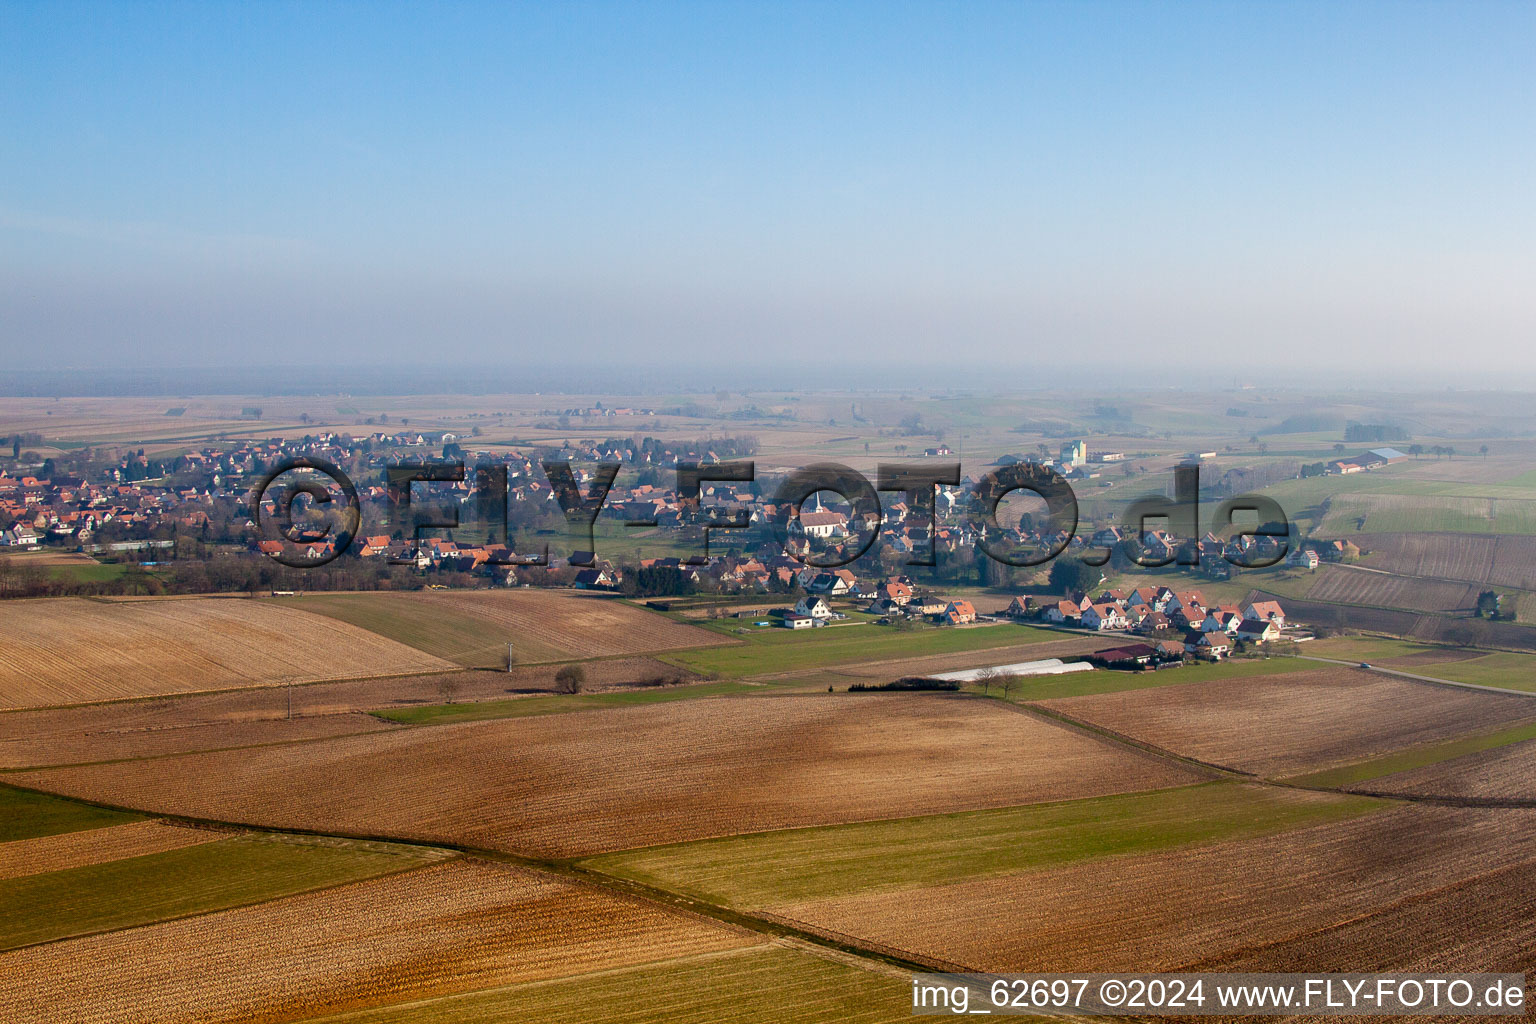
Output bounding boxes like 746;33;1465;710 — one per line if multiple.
1;433;1364;626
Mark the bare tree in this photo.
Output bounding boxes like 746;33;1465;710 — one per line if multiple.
976;667;1000;696
436;674;463;705
555;665;586;694
1000;674;1018;701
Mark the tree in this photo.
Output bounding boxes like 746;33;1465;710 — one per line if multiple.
436;674;463;704
999;674;1018;700
554;665;586;694
976;667;999;696
9;437;17;460
1480;444;1490;459
1048;558;1099;595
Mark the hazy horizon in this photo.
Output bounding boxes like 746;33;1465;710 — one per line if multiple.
3;2;1534;381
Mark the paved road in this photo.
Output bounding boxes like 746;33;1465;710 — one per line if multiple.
1296;654;1536;698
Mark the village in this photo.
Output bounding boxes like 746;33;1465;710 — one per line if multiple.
770;575;1293;667
3;432;1342;650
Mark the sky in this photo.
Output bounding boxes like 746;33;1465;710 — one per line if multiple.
1;1;1534;387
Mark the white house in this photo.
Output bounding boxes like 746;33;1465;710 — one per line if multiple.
1235;618;1281;643
1287;548;1320;570
2;526;39;547
1044;600;1081;624
805;571;852;595
793;595;835;620
1240;600;1287;629
1080;603;1128;631
1185;630;1231;659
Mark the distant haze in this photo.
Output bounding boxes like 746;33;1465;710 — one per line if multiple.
2;2;1534;386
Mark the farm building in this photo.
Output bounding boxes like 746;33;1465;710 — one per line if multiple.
1092;644;1158;667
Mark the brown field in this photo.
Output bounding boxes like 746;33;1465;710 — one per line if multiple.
1204;854;1536;971
1205;859;1536;1021
768;805;1536;973
1306;566;1479;613
0;820;221;880
1356;532;1536;591
0;549;103;567
0;660;695;770
0;597;453;708
13;696;1201;858
1365;737;1536;802
1038;669;1536;776
0;857;760;1024
413;590;732;657
290;589;730;665
0;712;401;771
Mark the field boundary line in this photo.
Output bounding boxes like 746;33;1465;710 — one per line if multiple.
1009;699;1249;780
0;835;456;954
1021;696;1536;807
0;779;960;979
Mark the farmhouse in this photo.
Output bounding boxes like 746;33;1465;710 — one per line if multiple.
1092;643;1157;667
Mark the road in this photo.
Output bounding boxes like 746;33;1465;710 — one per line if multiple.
1295;654;1536;698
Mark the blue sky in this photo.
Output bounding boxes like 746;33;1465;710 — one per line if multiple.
2;1;1533;382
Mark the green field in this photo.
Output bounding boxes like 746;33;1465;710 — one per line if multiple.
312;945;916;1024
1420;652;1536;691
0;833;447;949
46;561;136;584
583;782;1382;908
1305;636;1536;691
1286;720;1536;790
1317;493;1536;537
662;621;1061;678
0;784;142;843
374;679;767;725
